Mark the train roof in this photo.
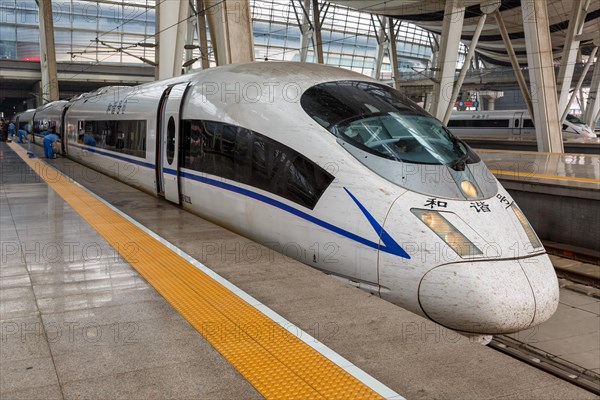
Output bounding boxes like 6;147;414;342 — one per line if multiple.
138;61;380;91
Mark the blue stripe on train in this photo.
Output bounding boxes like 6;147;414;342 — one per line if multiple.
67;144;410;259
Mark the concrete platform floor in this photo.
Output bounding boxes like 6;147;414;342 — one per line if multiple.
1;142;596;399
507;285;600;375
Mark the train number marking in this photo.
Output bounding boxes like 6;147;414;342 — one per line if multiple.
106;100;128;115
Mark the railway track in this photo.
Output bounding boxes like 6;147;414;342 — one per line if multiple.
543;241;600;290
490;335;600;395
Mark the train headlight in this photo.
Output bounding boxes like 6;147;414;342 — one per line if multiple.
460;180;478;199
412;209;483;257
510;204;542;249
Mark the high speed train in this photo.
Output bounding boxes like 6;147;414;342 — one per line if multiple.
17;62;559;342
448;110;596;140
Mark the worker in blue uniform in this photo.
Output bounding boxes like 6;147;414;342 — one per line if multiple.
79;133;97;146
8;121;15;139
17;129;28;143
43;127;59;159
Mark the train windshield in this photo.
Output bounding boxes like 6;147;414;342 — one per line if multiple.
566;114;585;125
301;81;479;166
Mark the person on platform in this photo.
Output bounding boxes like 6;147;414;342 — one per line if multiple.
43;127;59;159
8;120;15;139
0;119;8;142
17;128;28;144
79;133;96;146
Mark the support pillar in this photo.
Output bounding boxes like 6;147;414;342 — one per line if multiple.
388;18;401;89
195;0;211;69
157;0;189;79
561;46;597;124
431;0;465;121
443;1;499;125
205;0;254;65
372;16;388;80
38;0;59;104
557;0;589;116
184;7;196;72
479;91;504;110
584;49;600;127
522;0;563;153
311;0;324;63
297;0;312;62
494;9;533;119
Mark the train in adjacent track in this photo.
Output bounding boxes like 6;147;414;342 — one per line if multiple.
448;110;597;139
16;62;559;342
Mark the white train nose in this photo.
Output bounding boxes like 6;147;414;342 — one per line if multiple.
418;255;559;334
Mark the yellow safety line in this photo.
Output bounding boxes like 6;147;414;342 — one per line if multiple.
477;148;600;157
490;169;600;184
9;143;382;400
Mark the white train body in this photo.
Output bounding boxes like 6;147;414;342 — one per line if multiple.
23;62;559;338
448;110;596;139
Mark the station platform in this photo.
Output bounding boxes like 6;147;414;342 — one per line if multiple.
464;137;600;155
1;141;597;399
478;150;600;252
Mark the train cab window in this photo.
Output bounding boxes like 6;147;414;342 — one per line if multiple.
182;120;334;209
566;114;585;125
301;81;480;166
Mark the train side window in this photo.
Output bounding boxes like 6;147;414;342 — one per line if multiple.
80;120;146;158
515;119;519;128
523;119;534;128
166;117;175;165
181;119;334;209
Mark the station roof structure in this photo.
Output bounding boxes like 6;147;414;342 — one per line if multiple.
331;0;600;66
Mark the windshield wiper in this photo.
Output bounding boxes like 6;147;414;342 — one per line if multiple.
445;130;470;171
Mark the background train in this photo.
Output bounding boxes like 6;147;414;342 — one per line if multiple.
448;110;597;139
16;62;559;342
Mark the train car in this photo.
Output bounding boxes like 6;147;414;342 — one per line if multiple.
32;62;559;343
15;108;36;132
448;110;596;140
29;100;69;152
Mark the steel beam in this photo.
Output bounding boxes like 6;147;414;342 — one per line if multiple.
584;52;600;127
561;46;597;124
494;9;534;120
443;12;487;124
557;0;589;117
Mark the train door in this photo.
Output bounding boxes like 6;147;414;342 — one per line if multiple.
512;112;523;136
60;105;70;155
158;82;190;204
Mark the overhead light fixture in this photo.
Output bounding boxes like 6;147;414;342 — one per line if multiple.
182;57;200;68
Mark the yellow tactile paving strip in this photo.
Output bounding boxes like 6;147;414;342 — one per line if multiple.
9;143;383;400
477;148;600;158
489;169;600;184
